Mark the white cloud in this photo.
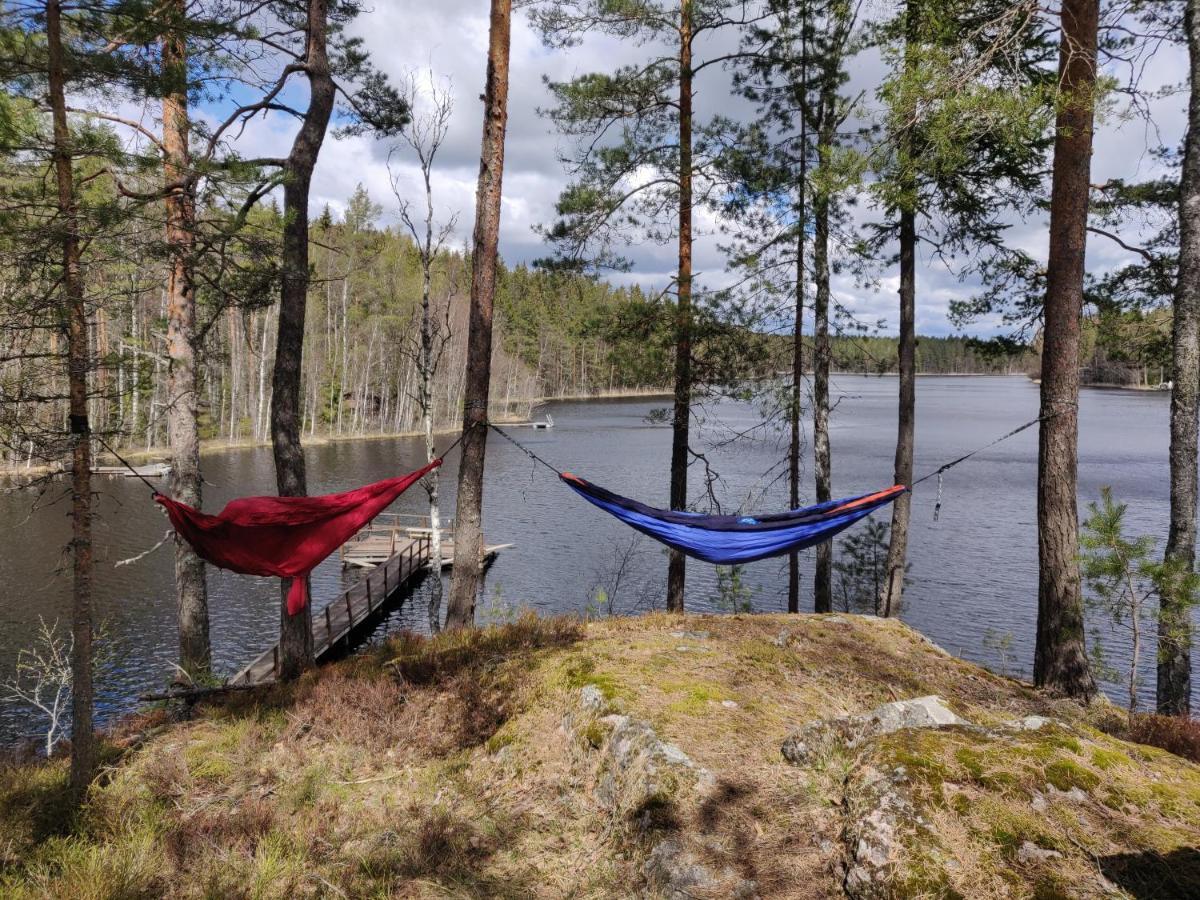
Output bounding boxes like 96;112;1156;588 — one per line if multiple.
242;4;1188;339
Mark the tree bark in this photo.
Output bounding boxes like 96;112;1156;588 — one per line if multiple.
788;12;808;616
666;0;694;614
270;0;335;675
445;0;512;629
1159;0;1200;715
1033;0;1098;699
881;207;916;617
421;174;443;632
880;0;919;619
47;0;96;800
812;175;832;613
161;2;210;677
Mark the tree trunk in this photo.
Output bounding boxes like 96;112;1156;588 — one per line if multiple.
47;0;96;801
881;207;916;617
445;0;512;629
666;0;694;614
270;0;335;676
421;182;443;632
1160;0;1200;715
880;0;919;619
161;7;210;676
1033;0;1098;699
812;186;832;613
788;14;808;616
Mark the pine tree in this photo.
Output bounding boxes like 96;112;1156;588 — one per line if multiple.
533;0;764;612
446;0;512;629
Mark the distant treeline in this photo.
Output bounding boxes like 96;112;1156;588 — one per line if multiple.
0;185;675;468
760;334;1037;375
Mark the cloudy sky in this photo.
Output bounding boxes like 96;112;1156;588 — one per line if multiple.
228;0;1187;339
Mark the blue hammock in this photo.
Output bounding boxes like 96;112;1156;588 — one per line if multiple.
560;473;906;565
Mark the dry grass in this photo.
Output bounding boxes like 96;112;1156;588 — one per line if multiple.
1;612;1199;898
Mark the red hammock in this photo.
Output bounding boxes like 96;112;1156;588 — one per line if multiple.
156;460;441;615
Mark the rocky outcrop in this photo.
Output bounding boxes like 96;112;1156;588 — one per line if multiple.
781;695;968;766
567;688;756;899
781;696;975;898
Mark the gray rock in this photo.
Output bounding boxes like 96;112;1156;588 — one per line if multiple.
1017;841;1063;864
1045;783;1089;803
866;696;966;732
843;766;915;899
642;839;758;899
592;714;697;817
782;696;968;766
642;840;716;898
1010;715;1056;731
578;684;606;713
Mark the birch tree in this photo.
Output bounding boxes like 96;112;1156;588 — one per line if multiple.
390;71;457;632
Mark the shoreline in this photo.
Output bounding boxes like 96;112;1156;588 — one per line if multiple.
1027;376;1169;393
0;387;674;480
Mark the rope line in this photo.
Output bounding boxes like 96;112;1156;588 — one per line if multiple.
436;420;480;461
490;410;1058;499
910;413;1047;488
95;420;481;503
93;434;162;496
488;423;565;477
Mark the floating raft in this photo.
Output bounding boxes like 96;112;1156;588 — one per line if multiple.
92;462;172;478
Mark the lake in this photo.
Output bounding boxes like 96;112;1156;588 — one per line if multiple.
0;374;1194;743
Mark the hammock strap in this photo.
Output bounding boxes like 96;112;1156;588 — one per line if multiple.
94;434;162;496
488;422;565;477
910;412;1052;488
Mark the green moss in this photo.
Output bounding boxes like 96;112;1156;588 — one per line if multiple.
1038;731;1082;755
1044;759;1100;793
484;730;516;755
1091;747;1130;770
884;734;950;791
664;682;725;716
579;721;607;750
965;797;1066;859
561;656;621;700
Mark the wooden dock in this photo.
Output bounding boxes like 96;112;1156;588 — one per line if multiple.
230;516;509;686
339;513;510;569
231;535;432;686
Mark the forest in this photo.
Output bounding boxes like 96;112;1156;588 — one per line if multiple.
0;0;1197;847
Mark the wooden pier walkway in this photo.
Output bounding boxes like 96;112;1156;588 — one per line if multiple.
339;513;510;569
230;515;510;686
231;535;432;686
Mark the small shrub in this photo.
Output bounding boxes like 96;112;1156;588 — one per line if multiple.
1111;713;1200;764
385;613;583;684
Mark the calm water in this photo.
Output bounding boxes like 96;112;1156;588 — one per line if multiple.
0;375;1194;742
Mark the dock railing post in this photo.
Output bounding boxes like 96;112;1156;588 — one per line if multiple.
346;590;352;624
366;575;372;612
272;645;278;676
325;604;332;640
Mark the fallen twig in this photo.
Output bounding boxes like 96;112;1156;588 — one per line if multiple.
137;683;258;702
115;529;173;568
